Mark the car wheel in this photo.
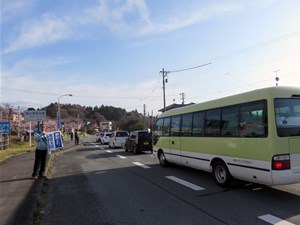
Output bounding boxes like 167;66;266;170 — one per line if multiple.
212;161;232;188
158;150;168;167
125;145;128;152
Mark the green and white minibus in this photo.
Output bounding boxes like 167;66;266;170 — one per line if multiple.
153;86;300;187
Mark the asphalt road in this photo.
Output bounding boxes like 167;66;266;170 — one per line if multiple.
41;136;300;225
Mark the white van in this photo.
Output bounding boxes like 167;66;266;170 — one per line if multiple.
100;132;112;144
109;131;129;148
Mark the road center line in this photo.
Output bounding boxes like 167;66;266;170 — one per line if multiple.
106;150;113;153
165;176;205;191
133;162;151;169
116;155;126;159
258;214;295;225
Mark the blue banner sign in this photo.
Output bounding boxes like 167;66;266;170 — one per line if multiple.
0;122;10;134
47;131;63;151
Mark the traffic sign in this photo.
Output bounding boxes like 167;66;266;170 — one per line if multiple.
0;122;10;134
24;110;46;122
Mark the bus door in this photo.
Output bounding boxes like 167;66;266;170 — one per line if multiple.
170;115;182;164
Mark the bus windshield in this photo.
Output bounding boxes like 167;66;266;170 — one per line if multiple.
275;98;300;137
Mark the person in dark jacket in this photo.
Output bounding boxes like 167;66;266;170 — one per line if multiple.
75;129;79;145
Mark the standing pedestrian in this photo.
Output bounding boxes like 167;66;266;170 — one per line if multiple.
75;129;79;145
70;131;73;141
59;128;64;142
32;123;48;180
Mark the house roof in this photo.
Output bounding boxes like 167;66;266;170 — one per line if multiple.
158;103;195;112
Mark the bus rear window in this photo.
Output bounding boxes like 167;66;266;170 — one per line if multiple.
275;98;300;137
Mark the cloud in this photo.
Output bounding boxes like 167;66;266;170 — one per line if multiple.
3;14;71;54
3;1;243;53
1;0;33;23
138;3;243;36
84;1;243;37
83;0;151;33
11;57;73;72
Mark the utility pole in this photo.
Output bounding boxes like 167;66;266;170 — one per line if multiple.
180;93;185;104
143;104;146;129
273;69;280;86
159;63;210;112
160;68;168;112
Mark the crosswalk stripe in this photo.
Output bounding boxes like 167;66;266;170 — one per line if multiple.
258;214;295;225
165;176;205;191
116;155;126;159
133;162;151;169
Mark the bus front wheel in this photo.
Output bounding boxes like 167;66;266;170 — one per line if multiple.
158;151;168;167
212;161;232;188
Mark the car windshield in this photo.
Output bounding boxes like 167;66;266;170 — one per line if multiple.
275;98;300;137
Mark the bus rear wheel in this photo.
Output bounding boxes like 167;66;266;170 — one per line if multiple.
158;151;168;167
212;161;232;188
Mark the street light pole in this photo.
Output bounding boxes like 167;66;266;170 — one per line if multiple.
57;94;72;130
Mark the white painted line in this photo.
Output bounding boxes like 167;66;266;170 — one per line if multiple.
91;143;102;148
258;214;295;225
106;150;113;153
116;155;127;159
133;162;151;169
165;176;205;191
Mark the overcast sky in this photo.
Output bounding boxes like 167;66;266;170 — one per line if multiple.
1;0;300;115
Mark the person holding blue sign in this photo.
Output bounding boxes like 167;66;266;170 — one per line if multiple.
32;123;49;180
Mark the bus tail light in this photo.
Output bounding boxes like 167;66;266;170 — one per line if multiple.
272;154;290;170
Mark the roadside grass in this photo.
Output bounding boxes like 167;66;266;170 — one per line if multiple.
31;150;63;225
0;135;35;162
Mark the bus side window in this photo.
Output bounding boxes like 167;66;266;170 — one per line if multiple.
170;116;181;136
192;112;205;136
162;117;171;136
221;106;239;137
181;114;193;136
204;109;221;136
239;101;267;137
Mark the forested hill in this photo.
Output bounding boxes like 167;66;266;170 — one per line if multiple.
44;103;136;122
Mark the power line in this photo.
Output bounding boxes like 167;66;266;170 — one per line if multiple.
210;30;300;62
168;62;212;73
160;62;211;111
2;87;164;100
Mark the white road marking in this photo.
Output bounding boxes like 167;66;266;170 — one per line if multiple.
116;155;126;159
106;150;113;153
91;143;105;149
165;176;205;191
133;162;151;169
258;214;295;225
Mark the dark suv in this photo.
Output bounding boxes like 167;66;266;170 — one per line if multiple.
125;130;152;154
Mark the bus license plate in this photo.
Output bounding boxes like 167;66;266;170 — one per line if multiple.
144;141;149;145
